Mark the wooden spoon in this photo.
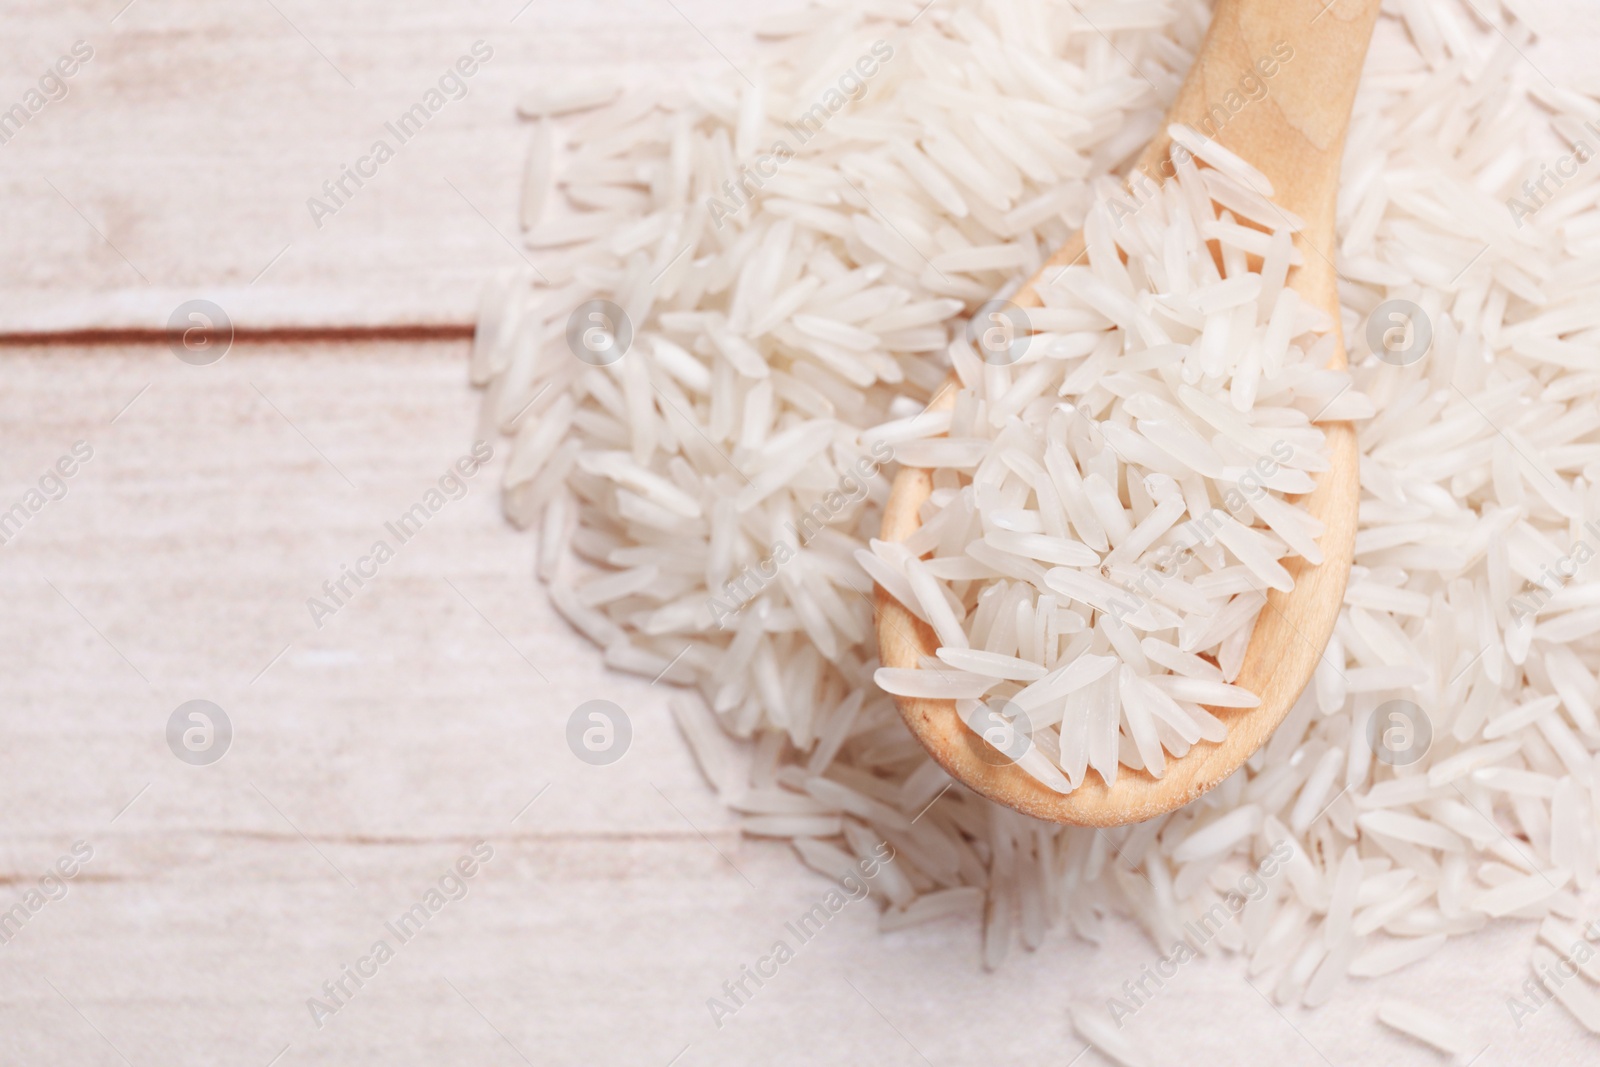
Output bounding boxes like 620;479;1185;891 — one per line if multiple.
876;0;1380;826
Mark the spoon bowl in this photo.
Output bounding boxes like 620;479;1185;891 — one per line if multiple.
876;0;1379;826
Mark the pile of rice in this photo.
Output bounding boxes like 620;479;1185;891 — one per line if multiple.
868;153;1362;793
479;0;1600;1056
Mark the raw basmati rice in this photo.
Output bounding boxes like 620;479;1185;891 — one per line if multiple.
863;167;1352;789
476;0;1600;1050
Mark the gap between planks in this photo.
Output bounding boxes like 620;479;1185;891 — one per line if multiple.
0;324;475;348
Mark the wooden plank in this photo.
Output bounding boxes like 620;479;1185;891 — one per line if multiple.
0;0;791;335
0;341;1594;1064
2;2;1597;336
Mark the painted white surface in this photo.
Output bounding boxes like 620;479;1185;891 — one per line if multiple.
1;0;1595;334
2;344;1594;1065
0;0;798;332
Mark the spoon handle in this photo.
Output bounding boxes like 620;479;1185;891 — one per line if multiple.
1019;0;1384;323
1171;0;1384;315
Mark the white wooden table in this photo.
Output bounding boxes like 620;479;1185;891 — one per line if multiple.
3;3;1600;1065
